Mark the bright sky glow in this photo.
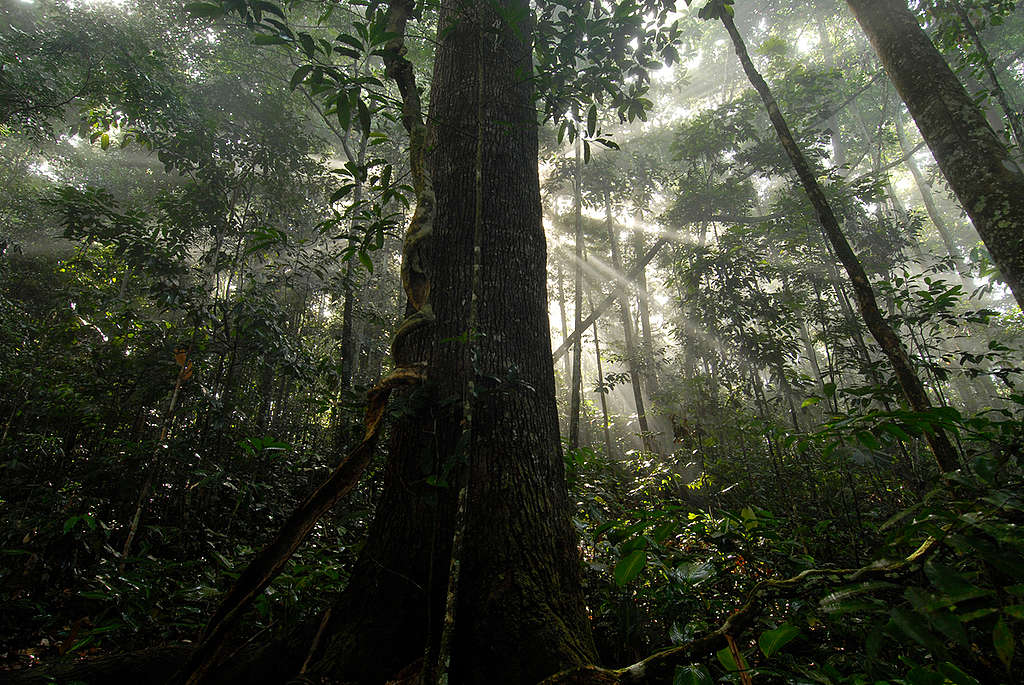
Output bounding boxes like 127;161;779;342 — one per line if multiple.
29;160;60;181
796;31;819;55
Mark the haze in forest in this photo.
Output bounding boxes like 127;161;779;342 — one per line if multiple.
2;0;1023;684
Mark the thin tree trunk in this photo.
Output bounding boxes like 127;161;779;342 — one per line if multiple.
556;261;573;401
894;114;970;277
568;129;584;450
605;195;656;454
631;232;659;398
948;0;1024;154
591;309;614;459
552;237;668;361
719;6;960;473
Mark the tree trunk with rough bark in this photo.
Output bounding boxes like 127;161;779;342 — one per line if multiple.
311;2;598;682
845;0;1024;309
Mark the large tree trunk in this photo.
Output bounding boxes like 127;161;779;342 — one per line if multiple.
845;0;1024;309
312;2;598;682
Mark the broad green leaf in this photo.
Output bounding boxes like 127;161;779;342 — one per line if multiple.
357;98;371;137
890;607;945;655
253;33;288;46
675;561;714;584
715;645;747;672
673;664;712;685
856;430;880;450
993;617;1014;669
1003;605;1024;619
298;32;316;57
100;133;110;150
586;104;597;138
613;549;646;586
758;623;800;657
358;250;373;273
906;666;944;685
924;560;984;602
290;65;314;90
184;2;224;18
652;520;675;543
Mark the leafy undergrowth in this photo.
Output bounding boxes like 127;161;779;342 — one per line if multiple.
568;404;1024;684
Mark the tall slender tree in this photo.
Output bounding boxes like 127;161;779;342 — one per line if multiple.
708;0;961;473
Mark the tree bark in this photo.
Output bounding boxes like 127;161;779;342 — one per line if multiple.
845;0;1024;309
312;2;598;682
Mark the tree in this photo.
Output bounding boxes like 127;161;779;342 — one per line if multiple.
704;0;961;473
297;1;598;681
845;0;1024;309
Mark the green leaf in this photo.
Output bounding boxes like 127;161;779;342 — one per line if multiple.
613;549;646;586
253;33;288;46
583;140;591;164
1003;605;1024;619
890;607;945;655
336;33;363;52
330;185;354;203
856;430;881;450
652;520;675;543
801;396;821;408
674;561;715;584
290;65;314;90
358;250;373;273
100;132;110;150
586;104;597;138
936;662;981;685
357;98;372;137
993;617;1014;669
924;560;983;602
673;664;712;685
298;32;316;57
906;667;945;685
334;97;350;131
184;2;224;18
758;623;800;657
715;645;747;672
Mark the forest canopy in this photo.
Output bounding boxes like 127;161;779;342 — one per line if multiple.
2;0;1024;683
